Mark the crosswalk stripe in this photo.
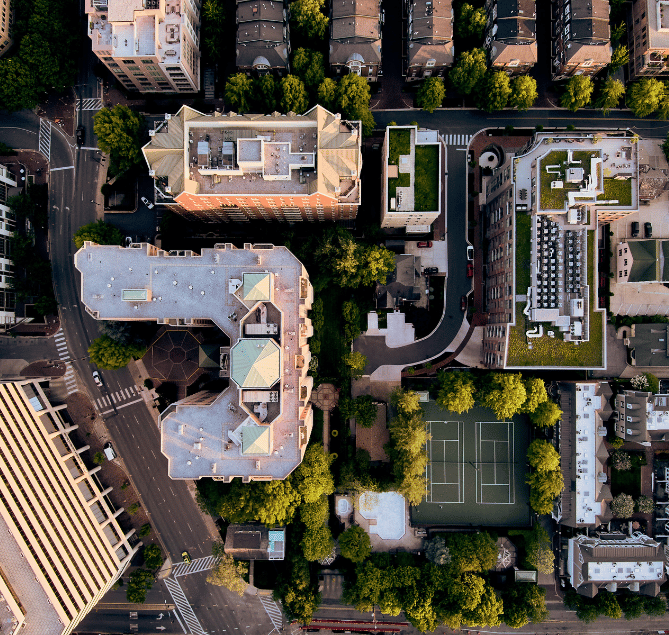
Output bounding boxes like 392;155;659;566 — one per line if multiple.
163;578;206;635
110;392;118;403
258;594;283;631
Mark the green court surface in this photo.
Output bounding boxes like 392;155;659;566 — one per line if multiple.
413;402;531;527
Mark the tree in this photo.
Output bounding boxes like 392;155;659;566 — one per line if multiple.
339;526;371;563
476;70;512;113
143;544;164;570
436;371;476;414
139;523;152;537
280;75;309;114
275;556;321;623
93;106;144;174
300;496;329;530
343;351;368;378
529;400;563;428
391;388;422;416
293;444;334;504
479;373;526;419
425;535;450;565
301;525;334;561
225;73;254;113
93;451;105;465
509;75;538;111
450;49;487;96
417;77;445;113
336;74;375;136
207;553;248;595
254;74;278;113
74;219;124;249
455;3;487;41
643;595;667;616
663;132;669;162
637;495;655;514
596;591;622;619
292;48;325;94
527;440;560;472
610;44;629;72
446;532;498;574
524;525;554;574
610;493;635;518
627;78;665;118
126;569;153;603
596;77;625;115
502;583;549;628
201;0;229;64
88;335;145;370
290;0;328;40
520;378;548;414
340;395;378;428
317;77;338;111
560;75;593;112
611;450;632;471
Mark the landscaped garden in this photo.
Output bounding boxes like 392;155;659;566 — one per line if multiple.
388;128;411;165
507;231;604;367
538;149;598;211
388;171;410;202
598;178;633;206
414;145;439;211
515;213;531;294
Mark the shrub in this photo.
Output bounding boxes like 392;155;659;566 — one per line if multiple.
128;502;140;515
630;374;649;390
93;451;105;465
610;450;632;471
610;493;634;518
139;523;152;537
608;436;624;450
636;495;655;514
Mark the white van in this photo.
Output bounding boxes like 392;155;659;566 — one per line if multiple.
103;442;117;461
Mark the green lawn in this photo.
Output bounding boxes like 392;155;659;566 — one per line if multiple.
598;178;633;206
611;465;641;497
507;231;604;367
388;128;411;165
515;213;531;294
414;145;439;211
539;151;568;210
388;172;411;203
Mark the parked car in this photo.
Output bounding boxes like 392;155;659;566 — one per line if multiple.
467;245;474;261
417;241;432;248
181;551;192;564
466;263;474;278
103;442;117;461
460;295;467;311
76;126;85;146
92;370;103;387
631;221;640;237
140;196;154;209
644;222;653;238
424;267;438;275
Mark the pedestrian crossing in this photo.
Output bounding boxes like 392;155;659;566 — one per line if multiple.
258;594;283;632
445;134;473;147
172;556;218;578
95;385;143;412
39;118;51;161
54;329;71;362
76;97;103;111
63;365;78;395
164;577;207;635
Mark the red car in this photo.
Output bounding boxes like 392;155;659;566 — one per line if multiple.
466;263;474;278
417;241;432;248
460;295;467;311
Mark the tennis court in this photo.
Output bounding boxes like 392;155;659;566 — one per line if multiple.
414;403;531;527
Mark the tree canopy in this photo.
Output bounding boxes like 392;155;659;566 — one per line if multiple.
225;73;254;113
207;552;248;595
301;525;334;561
336;74;375;136
417;77;445;113
275;555;321;623
93;106;145;174
509;76;538;111
596;77;625;115
88;335;145;371
520;378;548;413
502;584;549;628
626;78;665;118
610;493;634;518
339;395;378;428
529;399;563;428
479;373;527;419
527;439;560;473
476;71;512;113
609;44;629;72
254;74;278;113
74;220;125;249
143;544;164;570
280;75;309;114
292;48;326;94
449;49;487;96
317;78;338;111
126;569;153;603
290;0;329;40
436;371;476;414
526;440;563;514
339;525;371;563
560;75;594;112
455;4;487;41
523;525;554;574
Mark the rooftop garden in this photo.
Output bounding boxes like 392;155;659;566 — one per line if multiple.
388;128;411;166
538;149;599;211
515;212;531;294
388;172;410;203
414;145;439;211
507;230;604;367
597;178;633;206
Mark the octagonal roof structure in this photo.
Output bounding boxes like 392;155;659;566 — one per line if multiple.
231;338;281;388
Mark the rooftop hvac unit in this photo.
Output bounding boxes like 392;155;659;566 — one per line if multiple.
148;170;155;176
165;113;172;120
149;130;155;136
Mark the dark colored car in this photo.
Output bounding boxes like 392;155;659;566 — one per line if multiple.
631;221;640;238
424;267;438;275
460;295;467;311
466;263;474;278
76;126;85;146
644;222;653;238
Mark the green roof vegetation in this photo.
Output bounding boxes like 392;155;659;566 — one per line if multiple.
388;172;410;203
515;212;531;294
414;145;439;211
388;128;411;165
538;149;598;211
507;231;604;367
597;177;632;206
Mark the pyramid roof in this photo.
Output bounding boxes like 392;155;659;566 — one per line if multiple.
242;425;271;455
231;339;281;388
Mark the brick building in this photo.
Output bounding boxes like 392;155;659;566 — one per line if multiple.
628;0;669;80
484;0;537;75
0;0;12;57
142;105;362;222
405;0;454;81
237;0;290;76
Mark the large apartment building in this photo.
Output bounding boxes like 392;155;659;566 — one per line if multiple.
75;241;315;482
329;0;382;81
237;0;289;76
484;0;537;75
405;0;454;80
0;164;18;324
380;125;444;232
142;105;362;222
480;131;638;370
552;0;611;79
629;0;669;80
0;379;139;635
85;0;200;94
0;0;12;57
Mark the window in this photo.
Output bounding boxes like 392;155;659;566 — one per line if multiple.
581;60;593;67
508;59;519;67
141;59;153;64
122;59;135;64
425;58;435;67
619;249;622;256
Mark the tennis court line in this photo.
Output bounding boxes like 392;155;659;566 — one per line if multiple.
478;421;514;505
